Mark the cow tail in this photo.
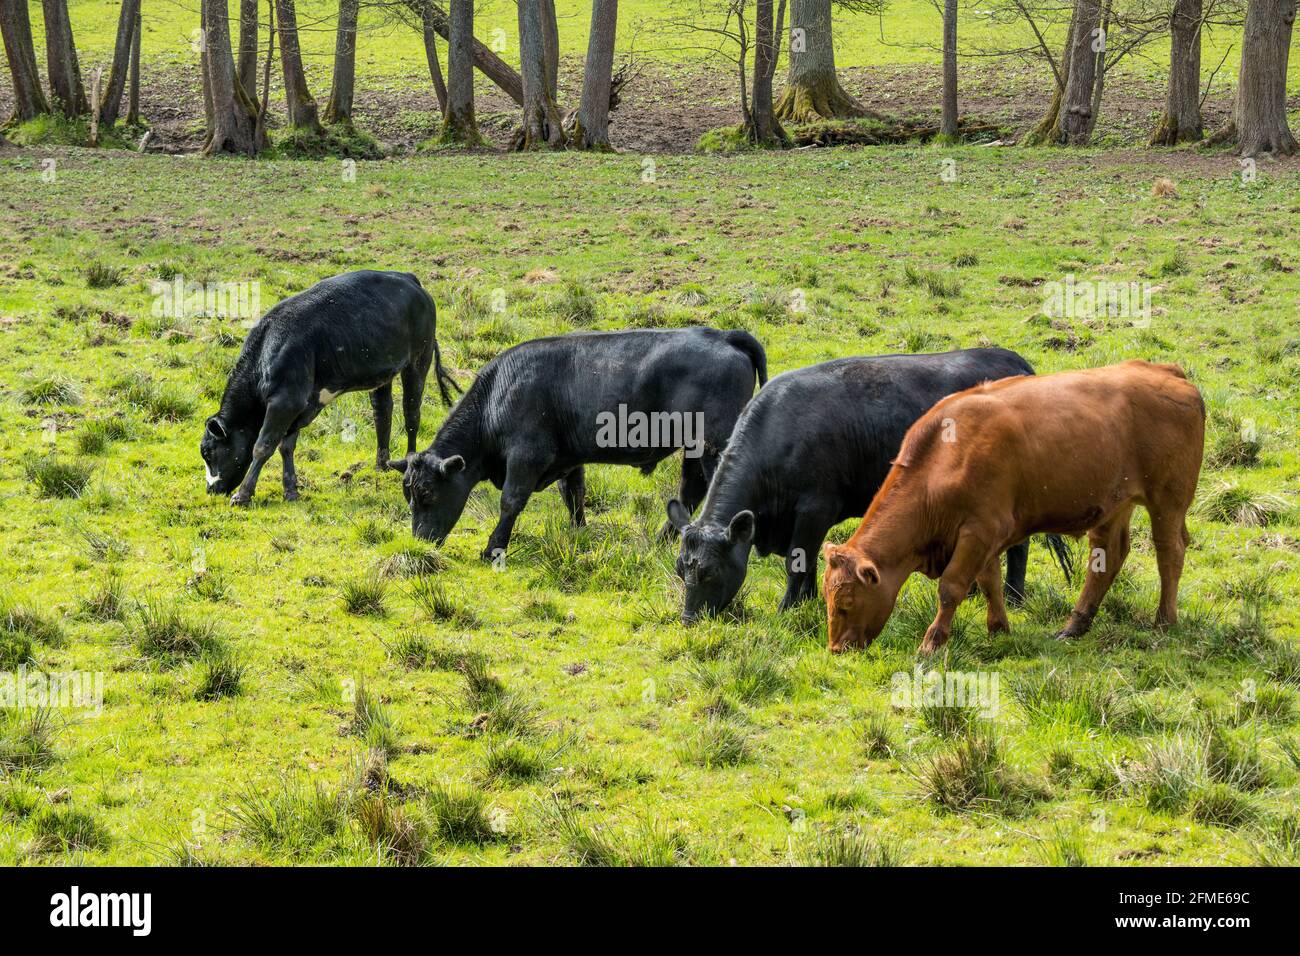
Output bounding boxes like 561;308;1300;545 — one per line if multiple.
1042;533;1074;583
724;330;768;388
415;279;461;406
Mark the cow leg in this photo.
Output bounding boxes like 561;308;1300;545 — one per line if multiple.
1058;509;1132;639
370;382;395;471
482;458;545;561
558;466;586;527
1150;509;1190;630
921;532;995;655
1003;539;1029;607
279;429;301;502
976;557;1011;635
780;508;834;610
231;400;303;506
658;454;711;540
399;363;428;457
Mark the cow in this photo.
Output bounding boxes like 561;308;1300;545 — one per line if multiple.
666;348;1070;623
390;327;767;558
823;360;1205;654
201;270;457;505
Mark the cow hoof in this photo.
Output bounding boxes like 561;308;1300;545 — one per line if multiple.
480;547;505;563
284;489;300;502
919;629;948;656
988;619;1011;635
230;493;251;507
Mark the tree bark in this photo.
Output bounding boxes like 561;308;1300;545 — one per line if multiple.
1151;0;1203;145
100;0;142;127
324;0;360;124
541;0;559;98
237;0;259;99
573;0;618;149
517;0;565;148
420;3;448;113
416;2;521;105
748;0;787;144
127;1;142;125
774;0;863;122
42;0;88;116
940;0;958;137
1230;0;1297;156
441;0;481;141
0;0;50;120
203;0;265;155
1058;0;1101;144
276;0;322;131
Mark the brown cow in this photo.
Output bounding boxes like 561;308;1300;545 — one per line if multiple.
823;360;1205;654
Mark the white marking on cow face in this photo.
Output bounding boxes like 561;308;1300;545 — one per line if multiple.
205;462;220;487
319;388;341;405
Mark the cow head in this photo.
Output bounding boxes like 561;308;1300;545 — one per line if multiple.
200;415;254;495
390;452;474;544
668;499;754;624
822;543;898;653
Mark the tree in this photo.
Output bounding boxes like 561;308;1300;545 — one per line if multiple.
1057;0;1102;144
238;0;260;97
1218;0;1296;155
941;0;958;136
42;0;88;116
517;0;566;148
100;0;142;127
276;0;323;131
573;0;619;149
127;1;142;126
748;0;788;143
440;0;481;141
0;0;50;121
1150;0;1204;144
542;0;560;98
325;0;361;125
203;0;265;154
774;0;868;122
419;2;449;112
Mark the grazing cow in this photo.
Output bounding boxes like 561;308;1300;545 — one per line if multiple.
823;360;1205;654
201;270;457;505
667;348;1069;622
390;328;767;557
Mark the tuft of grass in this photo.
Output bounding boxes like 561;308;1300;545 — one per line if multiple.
423;783;500;845
1247;813;1300;866
340;576;388;617
481;735;551;785
552;280;600;325
796;827;904;867
225;778;352;858
30;806;111;854
353;793;431;866
1193;480;1289;527
686;642;791;705
409;577;478;627
1;601;66;648
1012;668;1148;732
1033;822;1090;866
0;708;59;772
919;699;981;739
861;713;896;759
1119;736;1207;814
193;648;247;701
677;718;753;768
377;544;447;578
21;374;80;406
348;680;399;753
25;455;93;498
135;599;226;665
84;261;126;288
915;729;1044;815
546;799;688;866
1206;410;1263;468
1188;783;1255;829
111;371;196;422
79;571;126;622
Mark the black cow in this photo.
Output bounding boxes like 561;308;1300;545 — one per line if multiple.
201;270;457;505
391;327;768;558
667;348;1070;622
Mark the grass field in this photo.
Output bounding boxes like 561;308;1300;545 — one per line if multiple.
1;144;1298;865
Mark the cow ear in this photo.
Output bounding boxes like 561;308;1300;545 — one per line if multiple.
439;455;465;477
666;498;692;532
854;556;880;586
726;510;755;545
206;416;227;440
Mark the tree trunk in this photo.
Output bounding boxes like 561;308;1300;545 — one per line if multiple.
1058;0;1101;144
324;0;359;125
541;0;559;99
0;0;50;120
748;0;786;144
420;4;448;114
415;2;522;106
276;0;322;131
238;0;259;99
1151;0;1203;145
100;0;142;127
1022;3;1078;145
203;0;265;155
42;0;88;116
126;1;142;125
517;0;565;148
1231;0;1297;156
441;0;481;141
940;0;958;137
774;0;863;122
573;0;618;150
